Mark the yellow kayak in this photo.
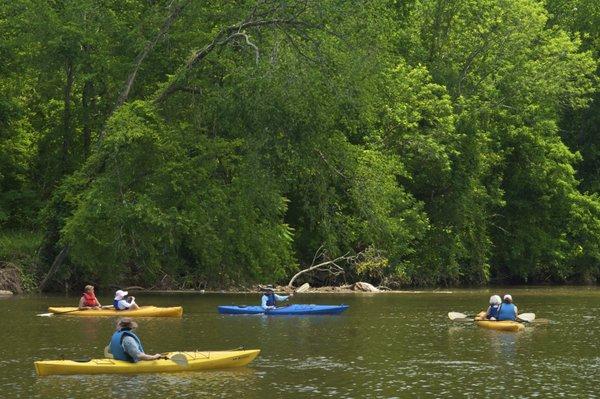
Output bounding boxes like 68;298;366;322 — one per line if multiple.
475;320;524;332
46;306;183;318
35;349;260;376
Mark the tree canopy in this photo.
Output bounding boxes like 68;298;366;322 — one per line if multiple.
1;0;599;290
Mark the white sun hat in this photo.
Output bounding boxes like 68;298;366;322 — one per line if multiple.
114;290;128;300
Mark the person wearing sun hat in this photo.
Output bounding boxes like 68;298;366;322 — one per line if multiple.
108;318;163;362
113;289;140;311
497;294;518;321
476;294;502;320
260;285;293;310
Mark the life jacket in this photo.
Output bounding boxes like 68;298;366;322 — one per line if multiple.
109;329;144;362
82;292;98;307
487;304;500;319
497;303;517;321
263;293;276;307
114;299;129;310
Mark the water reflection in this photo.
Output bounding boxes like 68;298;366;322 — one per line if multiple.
483;329;519;360
33;368;259;399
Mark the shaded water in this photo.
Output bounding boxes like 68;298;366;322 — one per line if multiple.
1;287;599;398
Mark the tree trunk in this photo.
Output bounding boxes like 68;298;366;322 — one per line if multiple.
82;79;93;158
38;246;70;292
61;59;75;172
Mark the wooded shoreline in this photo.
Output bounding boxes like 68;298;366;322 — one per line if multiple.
1;1;600;291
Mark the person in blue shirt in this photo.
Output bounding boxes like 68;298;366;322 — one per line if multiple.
108;318;163;362
261;285;293;310
497;294;518;321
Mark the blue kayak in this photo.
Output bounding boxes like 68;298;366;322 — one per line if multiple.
218;304;349;315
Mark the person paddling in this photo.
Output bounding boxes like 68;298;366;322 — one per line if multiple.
108;318;163;362
261;285;293;310
78;285;102;310
114;289;140;311
497;294;518;321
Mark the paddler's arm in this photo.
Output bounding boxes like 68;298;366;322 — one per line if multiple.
122;336;161;361
274;293;293;302
136;353;163;361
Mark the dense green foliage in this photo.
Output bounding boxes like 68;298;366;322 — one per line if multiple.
0;0;599;290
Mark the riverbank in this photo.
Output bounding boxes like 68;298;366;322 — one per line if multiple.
126;284;456;295
0;230;40;294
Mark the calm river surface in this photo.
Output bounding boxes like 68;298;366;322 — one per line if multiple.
1;287;599;398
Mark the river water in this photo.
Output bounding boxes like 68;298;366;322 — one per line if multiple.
1;287;598;398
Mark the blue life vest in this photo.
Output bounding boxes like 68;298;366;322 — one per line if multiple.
487;305;500;319
113;299;122;309
497;303;516;321
109;329;144;362
264;293;276;307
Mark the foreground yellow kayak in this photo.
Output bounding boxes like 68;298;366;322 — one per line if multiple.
475;320;525;332
46;306;183;317
35;349;260;376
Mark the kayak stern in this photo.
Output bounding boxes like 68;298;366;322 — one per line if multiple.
475;320;525;332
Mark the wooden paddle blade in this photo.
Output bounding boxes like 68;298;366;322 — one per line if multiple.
295;283;310;293
448;312;468;320
168;353;188;367
104;345;113;359
517;313;536;323
36;312;54;317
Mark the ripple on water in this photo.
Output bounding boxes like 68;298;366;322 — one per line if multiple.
4;290;600;398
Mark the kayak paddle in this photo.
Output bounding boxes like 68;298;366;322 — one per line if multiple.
295;283;310;293
448;312;471;320
449;311;537;323
37;305;114;317
516;313;536;322
166;353;188;367
104;345;113;359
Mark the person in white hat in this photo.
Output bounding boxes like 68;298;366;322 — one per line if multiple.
475;294;502;320
497;294;518;321
113;289;140;311
260;285;293;310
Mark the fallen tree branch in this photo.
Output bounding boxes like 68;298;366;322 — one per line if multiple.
287;247;360;287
